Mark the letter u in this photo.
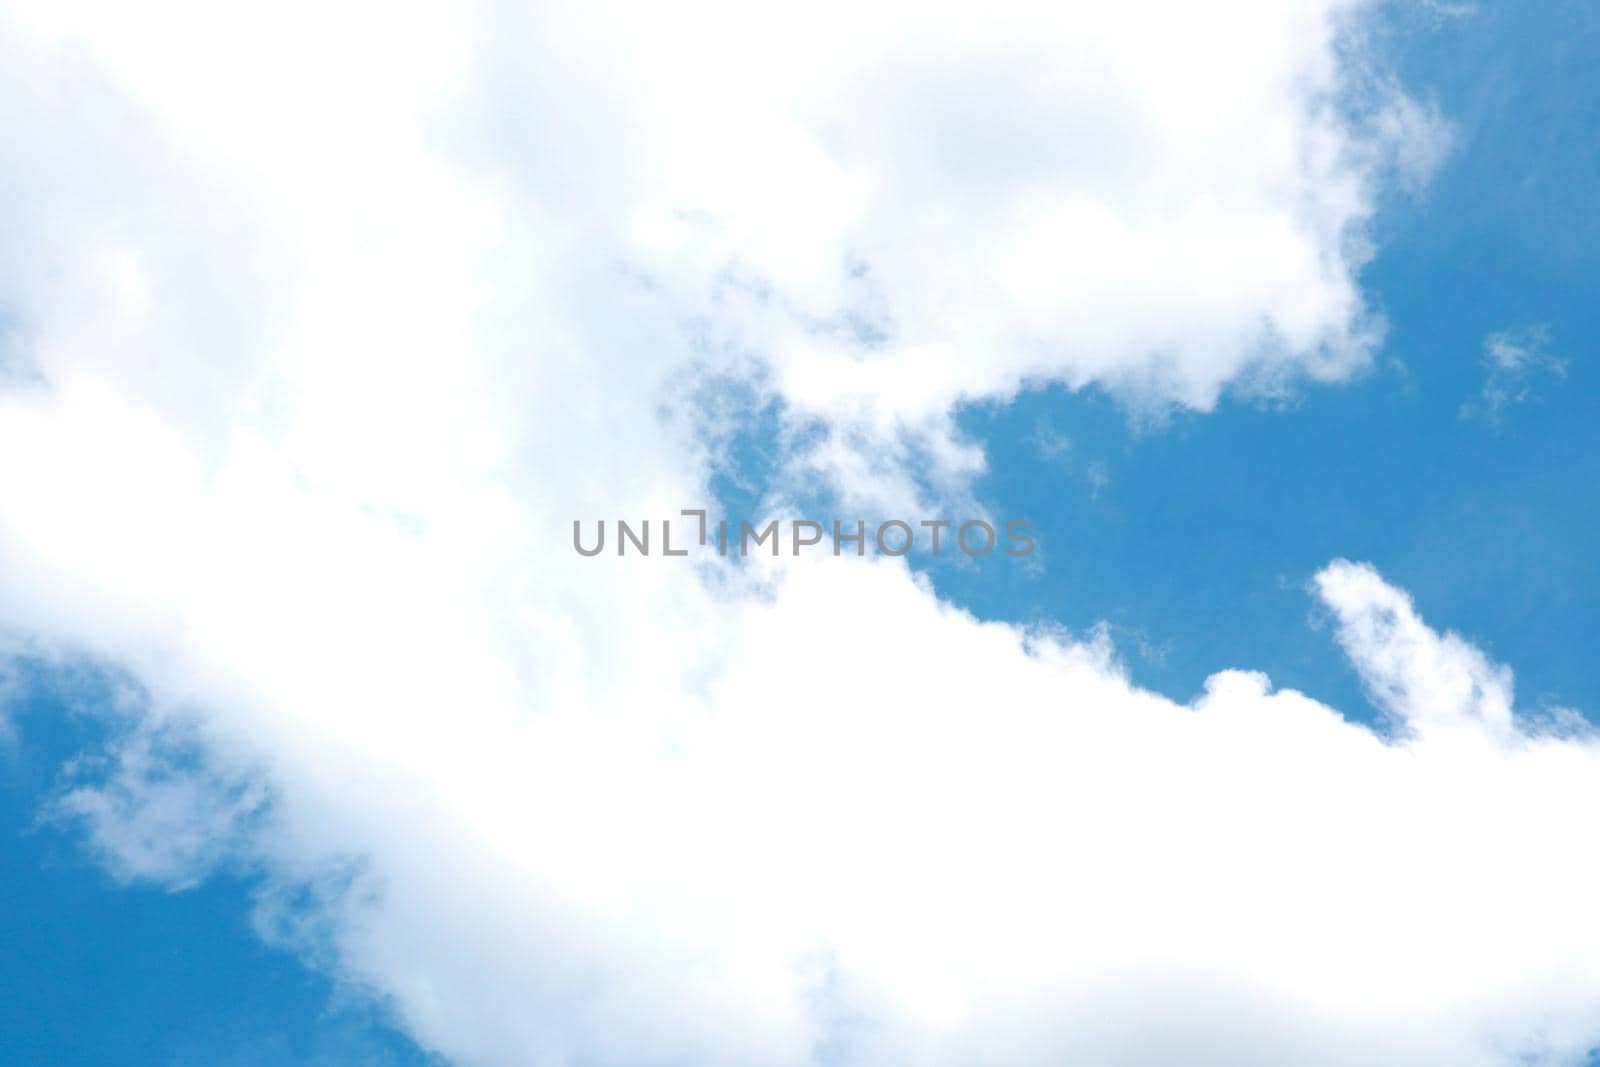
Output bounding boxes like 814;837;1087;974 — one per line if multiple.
573;519;605;556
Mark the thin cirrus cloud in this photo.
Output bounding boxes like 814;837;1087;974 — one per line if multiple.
3;3;1594;1067
1461;325;1567;425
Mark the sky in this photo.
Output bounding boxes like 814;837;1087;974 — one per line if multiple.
2;2;1600;1065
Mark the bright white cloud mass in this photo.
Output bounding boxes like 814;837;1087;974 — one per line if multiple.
1;2;1594;1066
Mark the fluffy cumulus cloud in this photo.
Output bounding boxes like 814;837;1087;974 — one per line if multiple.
4;2;1595;1066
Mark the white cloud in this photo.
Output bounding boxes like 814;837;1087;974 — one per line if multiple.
20;537;1600;1066
1463;325;1566;424
2;3;1591;1067
3;0;1452;507
1315;560;1517;741
55;725;270;889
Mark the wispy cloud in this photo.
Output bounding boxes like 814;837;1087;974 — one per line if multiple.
1461;325;1566;425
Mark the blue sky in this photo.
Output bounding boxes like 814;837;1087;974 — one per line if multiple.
2;2;1600;1065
